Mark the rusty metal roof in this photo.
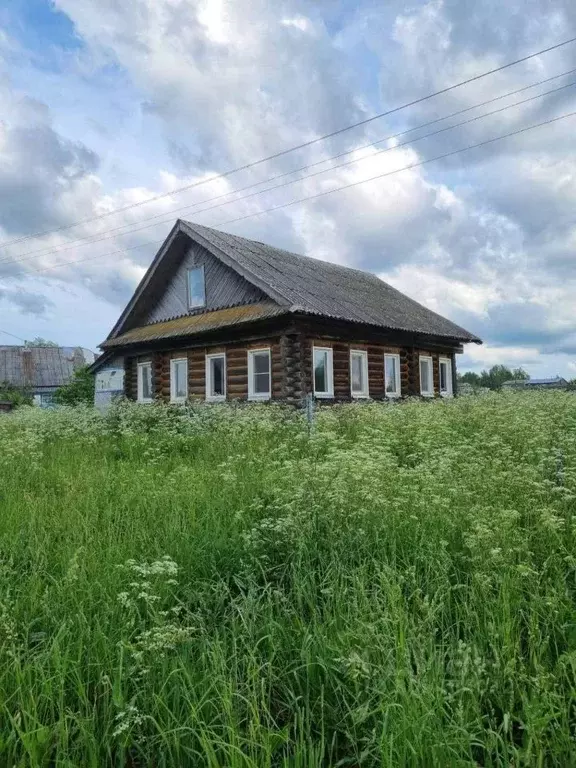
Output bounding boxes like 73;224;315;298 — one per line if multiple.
102;302;287;348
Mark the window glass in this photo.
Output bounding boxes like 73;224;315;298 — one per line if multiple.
351;355;363;392
350;350;368;396
207;355;226;399
188;266;206;308
314;349;328;393
439;361;447;392
313;347;333;396
172;359;188;400
385;354;400;396
439;359;452;396
138;363;152;401
249;350;271;397
419;357;433;396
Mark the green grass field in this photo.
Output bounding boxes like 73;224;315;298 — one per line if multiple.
1;393;576;766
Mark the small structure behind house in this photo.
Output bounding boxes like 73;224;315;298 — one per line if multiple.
503;376;568;390
94;355;125;410
0;346;95;407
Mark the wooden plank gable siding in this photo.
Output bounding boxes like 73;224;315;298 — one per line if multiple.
145;241;268;325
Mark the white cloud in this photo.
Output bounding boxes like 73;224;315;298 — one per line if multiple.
1;0;576;375
281;17;313;33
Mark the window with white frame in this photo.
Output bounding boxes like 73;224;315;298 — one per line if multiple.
313;346;334;398
187;266;206;309
384;353;401;398
206;353;226;401
170;358;188;403
419;355;434;397
350;349;369;398
248;348;271;400
137;361;153;403
439;357;453;397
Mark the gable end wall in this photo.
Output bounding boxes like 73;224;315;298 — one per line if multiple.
144;240;268;325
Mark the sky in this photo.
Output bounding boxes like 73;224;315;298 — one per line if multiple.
1;0;576;377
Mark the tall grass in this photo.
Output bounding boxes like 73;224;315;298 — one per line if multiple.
1;393;576;766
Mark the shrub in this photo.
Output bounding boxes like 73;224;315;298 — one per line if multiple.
53;365;95;406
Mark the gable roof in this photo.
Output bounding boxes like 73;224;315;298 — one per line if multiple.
0;346;94;390
106;219;481;346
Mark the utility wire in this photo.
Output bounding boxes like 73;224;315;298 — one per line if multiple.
0;328;27;343
2;107;575;283
4;75;576;267
1;35;576;251
216;109;576;228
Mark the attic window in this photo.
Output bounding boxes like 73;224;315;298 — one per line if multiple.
187;266;206;309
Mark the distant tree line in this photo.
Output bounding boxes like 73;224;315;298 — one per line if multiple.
458;364;529;391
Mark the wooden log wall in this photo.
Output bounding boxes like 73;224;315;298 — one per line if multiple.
124;357;136;400
280;332;304;403
305;338;456;400
141;337;284;403
307;337;407;400
122;333;457;403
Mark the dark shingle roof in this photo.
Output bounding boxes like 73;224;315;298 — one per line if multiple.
181;221;480;343
0;346;94;389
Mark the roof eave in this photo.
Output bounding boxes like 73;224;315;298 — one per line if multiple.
288;307;482;345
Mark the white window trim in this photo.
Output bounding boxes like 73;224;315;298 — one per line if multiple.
350;349;369;399
205;353;226;402
419;355;434;397
384;353;401;398
248;348;272;401
170;358;188;403
187;265;206;310
312;345;334;398
439;357;453;398
137;361;153;404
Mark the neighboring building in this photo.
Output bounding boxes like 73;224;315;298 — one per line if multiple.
0;346;95;407
93;360;125;410
503;376;568;390
91;220;481;404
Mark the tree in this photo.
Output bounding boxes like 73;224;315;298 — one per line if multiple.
24;337;59;348
53;366;95;406
0;381;33;407
479;365;529;390
459;371;481;386
458;365;529;391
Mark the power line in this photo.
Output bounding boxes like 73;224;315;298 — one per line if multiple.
4;75;576;268
0;328;27;343
2;107;575;283
1;35;576;251
215;109;576;228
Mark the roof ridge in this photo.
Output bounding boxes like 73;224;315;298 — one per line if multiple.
183;220;385;280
